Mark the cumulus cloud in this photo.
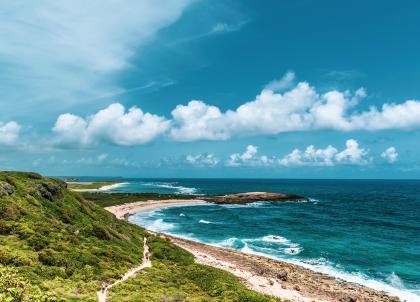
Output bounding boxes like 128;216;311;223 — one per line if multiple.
169;72;420;141
381;147;398;163
279;145;338;167
280;139;369;166
52;72;420;146
0;121;21;145
186;153;219;167
227;145;271;167
53;103;170;146
170;100;228;141
0;0;192;115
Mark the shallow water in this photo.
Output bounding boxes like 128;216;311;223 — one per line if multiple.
92;178;419;301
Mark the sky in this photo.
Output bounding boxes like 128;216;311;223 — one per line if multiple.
1;0;420;178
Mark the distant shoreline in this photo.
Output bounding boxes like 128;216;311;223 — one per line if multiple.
105;199;400;302
70;181;128;192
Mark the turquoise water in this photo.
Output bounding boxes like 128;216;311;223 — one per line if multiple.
87;178;419;301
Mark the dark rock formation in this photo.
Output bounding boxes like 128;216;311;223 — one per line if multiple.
39;182;63;201
202;192;307;204
0;181;14;196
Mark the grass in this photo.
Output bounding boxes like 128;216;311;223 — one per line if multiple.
67;181;120;190
0;171;283;302
81;192;196;207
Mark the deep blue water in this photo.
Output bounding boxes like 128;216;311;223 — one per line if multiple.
85;178;419;301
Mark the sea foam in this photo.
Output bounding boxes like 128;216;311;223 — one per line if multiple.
141;182;197;195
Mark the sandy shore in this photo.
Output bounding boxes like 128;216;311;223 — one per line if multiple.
73;182;129;192
106;200;400;302
105;199;206;219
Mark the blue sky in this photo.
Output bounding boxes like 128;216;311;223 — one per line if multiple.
1;0;420;178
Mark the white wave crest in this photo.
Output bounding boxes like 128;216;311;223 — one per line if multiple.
284;247;303;255
147;219;175;232
199;219;212;224
261;235;290;244
289;259;419;302
141;182;197;195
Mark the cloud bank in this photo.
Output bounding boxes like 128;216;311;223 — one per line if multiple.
52;72;420;146
188;139;379;168
279;139;369;167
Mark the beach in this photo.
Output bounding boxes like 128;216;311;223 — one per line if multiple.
106;199;400;302
105;199;207;219
70;182;129;192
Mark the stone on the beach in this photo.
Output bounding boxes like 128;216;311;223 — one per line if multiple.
338;295;357;302
277;271;288;281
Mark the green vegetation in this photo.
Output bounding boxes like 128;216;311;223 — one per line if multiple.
81;192;195;207
67;181;120;190
0;172;146;301
109;236;280;302
0;172;281;301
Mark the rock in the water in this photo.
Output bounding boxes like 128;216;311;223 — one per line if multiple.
203;192;307;204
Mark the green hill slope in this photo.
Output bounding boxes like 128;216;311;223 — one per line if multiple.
0;172;279;302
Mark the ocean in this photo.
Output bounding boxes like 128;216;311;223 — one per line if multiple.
88;178;420;301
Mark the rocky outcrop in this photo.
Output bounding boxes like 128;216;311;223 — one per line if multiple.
39;182;63;201
203;192;307;204
0;181;14;196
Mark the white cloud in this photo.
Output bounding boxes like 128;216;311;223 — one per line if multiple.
53;103;170;146
0;121;21;145
264;71;295;92
227;145;271;167
280;139;369;166
170;100;229;141
169;72;420;141
381;147;398;163
52;72;420;146
186;153;219;167
0;0;192;114
279;145;338;167
335;139;369;165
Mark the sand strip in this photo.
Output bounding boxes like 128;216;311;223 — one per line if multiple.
73;182;129;192
105;199;206;219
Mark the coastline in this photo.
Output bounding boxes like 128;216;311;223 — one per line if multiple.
71;182;129;192
106;200;400;302
105;199;207;219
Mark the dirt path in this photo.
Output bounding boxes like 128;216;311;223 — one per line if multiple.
97;237;151;302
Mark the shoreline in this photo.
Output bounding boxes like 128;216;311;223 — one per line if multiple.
105;199;207;219
106;200;400;302
71;182;129;192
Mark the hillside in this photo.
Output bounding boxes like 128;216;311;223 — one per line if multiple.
0;172;279;302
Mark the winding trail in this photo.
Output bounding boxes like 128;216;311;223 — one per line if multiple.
97;237;151;302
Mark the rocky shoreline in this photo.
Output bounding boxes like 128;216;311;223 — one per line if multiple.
202;191;308;204
165;234;400;302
